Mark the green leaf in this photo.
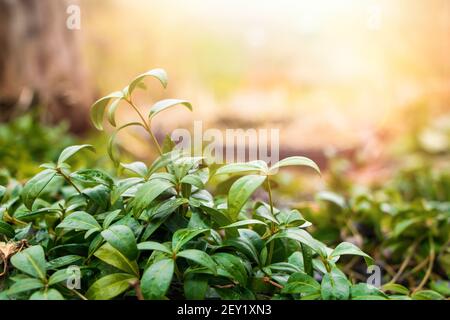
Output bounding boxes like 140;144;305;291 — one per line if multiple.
172;228;209;253
86;273;136;300
107;98;122;127
146;198;188;220
101;225;138;261
10;246;47;281
57;211;101;231
221;219;268;229
102;210;122;229
177;249;217;274
282;272;321;299
7;278;44;295
14;208;59;222
393;217;423;237
148;172;177;185
222;237;260;264
301;243;314;277
316;191;346;209
94;243;139;277
254;202;279;225
430;280;450;296
120;162;148;178
184;274;208;300
141;258;174;300
180;174;204;189
47;255;83;270
381;283;410;295
130;179;173;214
108;122;145;165
126;68;168;97
321;267;350;300
215;160;268;176
171;156;204;181
90;91;124;130
268;229;326;257
70;169;113;187
147;150;183;177
227;175;266;221
267;262;301;274
85;228;100;239
0;220;14;239
161;134;176;153
351;283;388;300
48;268;73;286
111;177;143;204
140;218;167;242
137;241;172;255
288;251;305;271
82;185;110;209
48;243;89;257
21;169;57;210
200;205;235;233
388;294;412;300
30;289;64;300
212;253;248;285
277;209;309;227
57;144;95;166
88;233;104;257
149;99;192;120
330;242;374;266
411;290;445;300
268;156;321;175
214;286;255;300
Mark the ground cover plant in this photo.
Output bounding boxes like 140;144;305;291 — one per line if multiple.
0;69;447;300
296;164;449;298
0;113;75;179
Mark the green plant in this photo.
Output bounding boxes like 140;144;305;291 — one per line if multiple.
0;113;75;179
295;164;449;298
0;69;442;300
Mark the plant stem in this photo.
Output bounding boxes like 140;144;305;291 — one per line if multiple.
127;98;162;155
413;235;435;293
267;241;275;266
174;260;182;281
70;288;88;300
263;276;284;289
266;177;275;265
3;211;27;226
0;257;8;276
148;120;163;156
56;169;82;194
266;177;274;216
214;284;235;289
389;237;421;284
401;256;429;281
130;280;144;300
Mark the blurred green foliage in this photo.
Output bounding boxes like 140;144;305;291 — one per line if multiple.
0;114;75;180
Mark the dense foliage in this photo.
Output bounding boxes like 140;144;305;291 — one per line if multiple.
0;113;75;179
0;69;447;300
297;164;449;298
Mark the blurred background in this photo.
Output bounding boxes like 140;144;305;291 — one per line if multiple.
0;0;449;184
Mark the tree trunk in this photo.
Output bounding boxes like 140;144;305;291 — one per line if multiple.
0;0;93;133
